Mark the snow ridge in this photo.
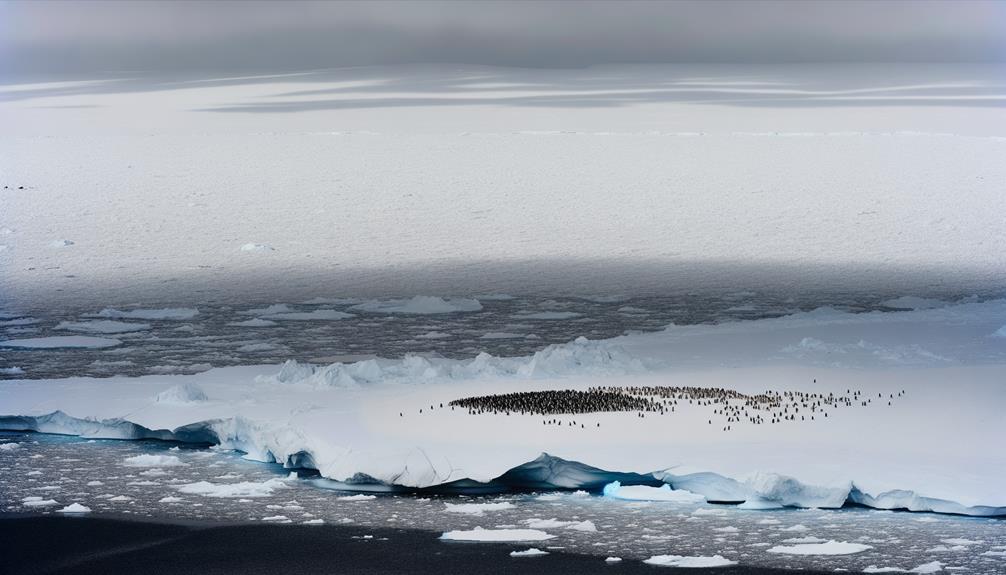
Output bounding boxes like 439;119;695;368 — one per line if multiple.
254;337;647;388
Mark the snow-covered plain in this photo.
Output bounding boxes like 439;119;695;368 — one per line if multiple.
2;299;1004;516
2;64;1005;306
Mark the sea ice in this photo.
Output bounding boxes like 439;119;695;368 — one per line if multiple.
337;494;377;501
122;454;187;467
176;477;290;498
510;548;549;557
440;527;556;542
767;540;873;555
56;503;92;513
443;501;514;515
643;554;738;567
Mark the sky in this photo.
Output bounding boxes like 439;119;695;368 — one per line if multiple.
2;0;1005;74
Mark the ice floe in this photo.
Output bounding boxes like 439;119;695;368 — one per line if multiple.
766;540;872;555
122;454;188;467
443;501;514;515
643;554;738;567
176;477;290;498
55;503;92;513
510;548;549;557
440;527;555;542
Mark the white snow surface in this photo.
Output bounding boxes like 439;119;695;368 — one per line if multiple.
4;64;1006;306
1;300;1005;515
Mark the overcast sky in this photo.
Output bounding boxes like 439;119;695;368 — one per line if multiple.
2;0;1005;74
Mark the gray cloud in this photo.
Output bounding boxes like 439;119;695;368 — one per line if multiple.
2;0;1005;74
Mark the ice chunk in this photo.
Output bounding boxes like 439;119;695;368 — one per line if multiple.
0;442;19;451
337;494;376;501
510;548;549;557
177;477;289;498
122;454;187;467
56;503;92;513
603;481;705;503
440;527;555;542
443;501;514;515
767;540;872;555
644;554;738;567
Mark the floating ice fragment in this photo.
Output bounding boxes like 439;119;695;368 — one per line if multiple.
440;527;555;542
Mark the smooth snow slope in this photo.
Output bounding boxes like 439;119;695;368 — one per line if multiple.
2;64;1005;305
2;300;1004;515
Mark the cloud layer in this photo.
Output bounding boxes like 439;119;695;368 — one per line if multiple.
2;0;1005;73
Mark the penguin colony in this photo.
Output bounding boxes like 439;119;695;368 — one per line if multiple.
435;385;905;432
